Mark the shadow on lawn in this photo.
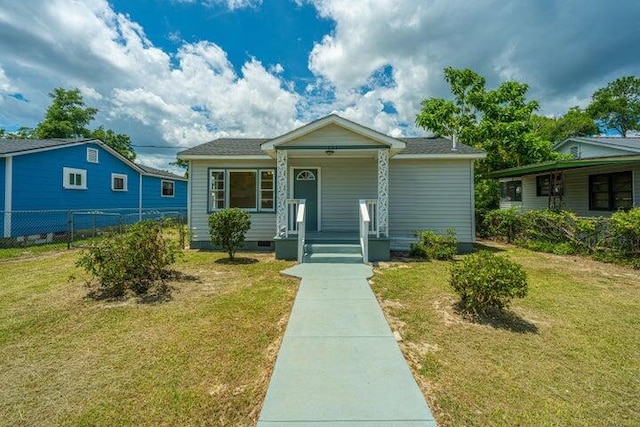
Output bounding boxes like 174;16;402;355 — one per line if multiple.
85;270;201;305
473;242;507;253
454;303;539;334
215;257;259;265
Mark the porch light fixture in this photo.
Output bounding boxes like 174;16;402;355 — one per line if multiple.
325;149;335;156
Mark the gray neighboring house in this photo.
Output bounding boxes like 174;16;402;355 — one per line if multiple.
493;136;640;214
178;114;485;261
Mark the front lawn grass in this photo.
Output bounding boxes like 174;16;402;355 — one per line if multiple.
0;249;297;426
372;242;640;427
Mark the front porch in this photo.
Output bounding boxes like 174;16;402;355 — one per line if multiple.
275;230;391;262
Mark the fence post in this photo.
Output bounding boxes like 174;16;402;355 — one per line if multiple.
67;211;73;249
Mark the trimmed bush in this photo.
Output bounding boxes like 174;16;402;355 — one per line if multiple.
77;221;179;297
450;251;528;314
208;208;251;260
410;229;458;260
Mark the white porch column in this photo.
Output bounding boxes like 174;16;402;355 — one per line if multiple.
377;148;389;237
276;149;288;237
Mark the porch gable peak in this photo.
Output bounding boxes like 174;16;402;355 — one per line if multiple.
260;114;405;154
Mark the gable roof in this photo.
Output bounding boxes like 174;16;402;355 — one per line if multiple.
554;136;640;154
0;137;185;180
260;114;406;153
0;138;97;156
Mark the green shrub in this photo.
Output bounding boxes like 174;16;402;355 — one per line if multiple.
610;208;640;255
482;208;522;242
450;251;528;315
410;229;457;260
208;208;251;260
77;221;179;297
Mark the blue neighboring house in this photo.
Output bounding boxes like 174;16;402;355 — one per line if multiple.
0;138;187;240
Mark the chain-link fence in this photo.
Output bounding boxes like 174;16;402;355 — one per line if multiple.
0;208;187;249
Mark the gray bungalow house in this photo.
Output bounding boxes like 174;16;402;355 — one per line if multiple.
492;136;640;214
178;114;485;262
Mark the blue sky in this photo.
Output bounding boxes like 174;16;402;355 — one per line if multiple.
0;0;639;170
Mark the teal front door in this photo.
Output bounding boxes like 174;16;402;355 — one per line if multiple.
293;168;318;232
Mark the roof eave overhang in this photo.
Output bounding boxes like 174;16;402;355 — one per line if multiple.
393;153;486;160
489;155;640;178
0;139;99;158
177;154;272;161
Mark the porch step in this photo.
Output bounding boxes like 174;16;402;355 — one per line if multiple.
304;242;364;264
305;243;361;254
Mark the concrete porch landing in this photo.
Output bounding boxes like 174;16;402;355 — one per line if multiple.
257;263;436;426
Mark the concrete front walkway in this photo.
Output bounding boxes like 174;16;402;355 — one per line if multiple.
257;263;437;426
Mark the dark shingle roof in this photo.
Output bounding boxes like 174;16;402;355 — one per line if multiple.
178;138;269;156
0;138;96;155
398;137;484;155
178;136;483;156
137;164;187;180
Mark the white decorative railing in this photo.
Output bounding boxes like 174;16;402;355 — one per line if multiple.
285;199;301;237
359;199;370;263
363;199;379;237
296;200;306;263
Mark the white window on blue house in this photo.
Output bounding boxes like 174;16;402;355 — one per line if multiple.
87;147;99;163
111;173;128;191
209;169;275;212
161;180;175;197
63;167;87;190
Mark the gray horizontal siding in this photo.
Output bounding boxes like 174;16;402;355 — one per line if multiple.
284;124;382;147
389;159;475;244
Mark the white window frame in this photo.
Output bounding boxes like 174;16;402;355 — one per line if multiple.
63;167;87;190
161;180;175;197
208;168;275;212
87;147;99;163
259;169;275;212
111;173;128;192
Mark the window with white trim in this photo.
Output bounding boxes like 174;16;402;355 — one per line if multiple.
209;169;275;212
63;167;87;190
87;147;99;163
161;180;175;197
111;173;128;191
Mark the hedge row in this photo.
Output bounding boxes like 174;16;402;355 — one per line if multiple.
479;208;640;268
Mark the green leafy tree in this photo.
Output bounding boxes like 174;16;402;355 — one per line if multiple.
170;158;189;178
91;125;136;161
416;68;559;211
587;75;640;137
32;87;137;160
0;126;35;139
35;88;97;139
415;67;484;145
532;107;598;143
